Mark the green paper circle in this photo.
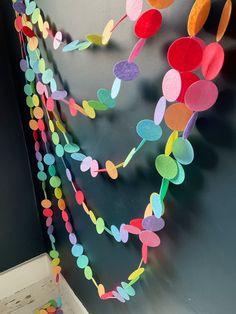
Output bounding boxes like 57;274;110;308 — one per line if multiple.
77;255;89;269
155;154;178;180
52;132;60;145
24;84;33;96
38;58;46;73
96;217;105;234
97;89;116;108
172;138;194;165
37;171;47;181
50;250;59;259
88;100;108;111
64;143;80;153
84;266;93;280
25;69;35;82
48;165;56;176
26;96;34;108
49;176;61;188
32;8;40;24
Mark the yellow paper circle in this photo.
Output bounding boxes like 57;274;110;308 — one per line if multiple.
102;19;114;45
187;0;211;37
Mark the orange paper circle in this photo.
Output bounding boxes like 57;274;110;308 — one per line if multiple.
164;103;193;131
216;0;232;42
147;0;175;9
106;160;118;180
187;0;211;37
33;107;44;119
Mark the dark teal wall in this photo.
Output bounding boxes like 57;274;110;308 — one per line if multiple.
2;1;236;314
0;4;45;272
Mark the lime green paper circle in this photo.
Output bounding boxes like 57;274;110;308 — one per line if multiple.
49;176;61;188
52;132;60;145
84;266;93;280
96;217;105;234
155;154;178;180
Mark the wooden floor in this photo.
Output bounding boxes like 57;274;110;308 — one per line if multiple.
0;276;74;314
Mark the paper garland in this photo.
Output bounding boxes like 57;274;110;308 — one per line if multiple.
12;0;232;306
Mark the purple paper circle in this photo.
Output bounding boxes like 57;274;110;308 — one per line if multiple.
69;233;77;245
113;60;139;81
142;215;165;232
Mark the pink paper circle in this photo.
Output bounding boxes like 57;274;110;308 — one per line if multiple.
201;42;225;81
128;38;146;63
162;69;181;102
126;0;143;21
90;160;99;178
185;80;219;112
139;230;160;248
53;31;62;50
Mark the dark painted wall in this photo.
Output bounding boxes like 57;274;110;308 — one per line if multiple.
0;6;45;272
2;1;236;314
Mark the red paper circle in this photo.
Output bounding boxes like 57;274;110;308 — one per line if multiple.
177;72;199;102
130;218;143;229
75;190;84;205
22;26;35;38
134;9;162;39
167;37;203;72
185;80;219;112
201;42;225;80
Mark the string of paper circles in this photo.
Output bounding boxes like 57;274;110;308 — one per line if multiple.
12;0;232;307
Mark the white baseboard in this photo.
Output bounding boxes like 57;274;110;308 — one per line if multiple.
0;254;51;299
0;253;89;314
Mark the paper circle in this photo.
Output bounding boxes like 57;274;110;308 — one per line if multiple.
120;224;129;243
77;255;89;269
71;244;83;257
216;0;232;42
164;103;192;131
177;72;199;103
187;0;211;37
150;192;163;218
121;282;135;296
201;43;225;80
147;0;174;9
90;160;99;178
170;161;185;185
102;19;114;45
126;0;143;21
80;156;92;172
49;176;61;188
185;80;219;112
154;96;166;125
172;138;194;165
106;160;118;180
96;218;105;234
128;38;146;63
97;89;116;108
136;119;162;141
64;143;80;153
162;69;181;102
167;37;203;72
183;112;198;139
117;287;130;301
44;153;55;166
139;230;161;247
113;60;139;81
142;215;165;232
155;154;178;179
53;31;62;50
75;190;84;205
134;9;162;39
111;225;121;242
84;266;93;280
